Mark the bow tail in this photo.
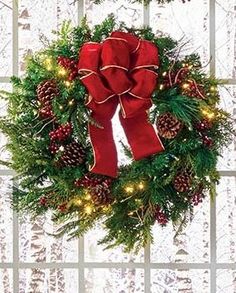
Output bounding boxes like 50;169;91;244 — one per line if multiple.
119;110;164;161
88;98;119;178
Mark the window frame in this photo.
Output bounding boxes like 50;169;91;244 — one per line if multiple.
0;0;236;292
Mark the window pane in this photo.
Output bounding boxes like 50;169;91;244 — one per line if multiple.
151;269;210;293
216;0;236;79
217;177;236;263
84;224;144;263
19;269;78;293
85;268;144;293
0;83;12;167
0;1;12;76
150;0;210;65
216;270;236;293
0;176;13;263
84;0;143;27
0;269;13;292
18;0;77;75
19;214;78;263
217;86;236;171
151;198;210;263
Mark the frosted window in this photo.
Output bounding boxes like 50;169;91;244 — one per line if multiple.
0;1;235;292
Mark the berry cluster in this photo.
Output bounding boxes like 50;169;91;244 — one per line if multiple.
57;202;68;212
195;119;214;148
39;196;47;206
57;56;78;81
49;142;60;154
154;206;168;225
49;122;72;141
202;136;213;148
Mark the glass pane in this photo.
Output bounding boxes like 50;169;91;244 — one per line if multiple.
217;270;236;293
0;176;13;263
0;83;11;117
18;0;78;75
216;177;236;263
151;269;210;293
84;0;143;27
150;0;210;64
19;213;78;263
19;269;78;293
0;0;12;76
151;197;210;263
85;268;144;293
0;84;12;167
215;0;236;79
84;223;144;263
0;269;13;292
217;86;236;171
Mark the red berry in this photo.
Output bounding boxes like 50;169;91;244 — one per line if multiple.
39;196;47;206
202;136;213;148
58;202;67;212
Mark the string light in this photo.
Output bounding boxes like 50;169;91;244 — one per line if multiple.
135;199;142;206
85;192;91;200
201;108;215;120
68;99;74;106
59;146;65;152
138;182;145;190
162;71;167;77
125;185;134;194
182;83;190;90
84;205;93;214
57;67;67;77
159;84;164;90
210;86;217;92
59;105;64;110
128;211;134;216
64;81;72;87
44;57;53;65
73;198;82;206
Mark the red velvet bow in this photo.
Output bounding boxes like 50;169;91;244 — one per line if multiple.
78;31;164;178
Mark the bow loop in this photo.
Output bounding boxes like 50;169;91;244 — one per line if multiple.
78;42;114;104
131;40;159;71
101;37;132;95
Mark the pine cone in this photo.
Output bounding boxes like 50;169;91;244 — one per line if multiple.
91;185;113;206
173;170;192;192
157;112;182;139
59;141;85;167
153;205;168;225
36;79;59;105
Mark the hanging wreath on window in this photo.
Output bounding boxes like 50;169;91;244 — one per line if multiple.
0;16;232;252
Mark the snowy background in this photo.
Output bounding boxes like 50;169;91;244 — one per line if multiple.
0;0;236;292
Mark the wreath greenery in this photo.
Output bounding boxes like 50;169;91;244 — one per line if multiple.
0;16;232;252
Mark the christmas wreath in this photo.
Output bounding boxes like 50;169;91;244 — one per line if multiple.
0;16;232;252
